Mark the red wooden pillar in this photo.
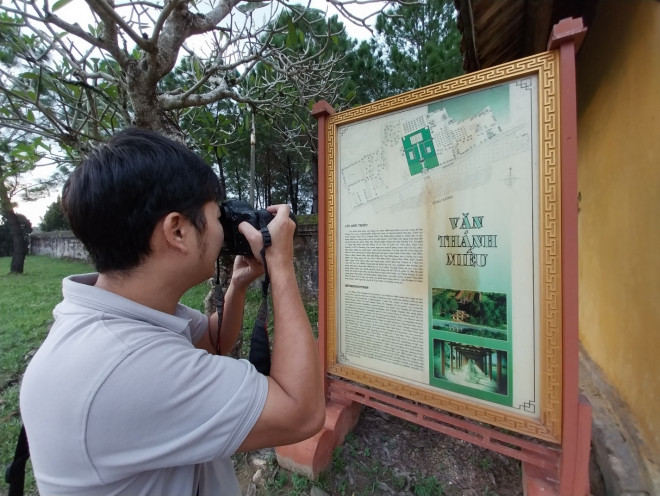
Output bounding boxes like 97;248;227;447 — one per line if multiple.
312;100;334;400
523;17;592;496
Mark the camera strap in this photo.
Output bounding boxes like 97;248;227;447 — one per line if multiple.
212;259;225;355
247;227;272;376
5;423;29;496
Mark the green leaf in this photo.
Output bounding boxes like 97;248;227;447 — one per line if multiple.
286;19;297;49
216;115;231;127
105;85;118;99
52;0;73;12
13;142;30;154
27;110;35;123
34;138;51;152
192;58;202;79
19;72;39;80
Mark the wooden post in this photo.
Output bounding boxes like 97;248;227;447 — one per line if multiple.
521;17;592;496
522;17;591;495
311;100;335;400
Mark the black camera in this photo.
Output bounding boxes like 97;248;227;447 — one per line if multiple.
219;200;297;256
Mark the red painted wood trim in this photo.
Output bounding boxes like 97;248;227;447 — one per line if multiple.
548;17;589;495
312;100;335;399
329;379;561;469
574;396;594;494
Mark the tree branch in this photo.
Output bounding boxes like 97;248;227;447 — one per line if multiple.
85;0;154;51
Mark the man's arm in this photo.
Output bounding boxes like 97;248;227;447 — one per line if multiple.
195;255;264;354
237;205;326;451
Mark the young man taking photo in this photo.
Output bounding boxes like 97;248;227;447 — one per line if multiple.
19;128;325;496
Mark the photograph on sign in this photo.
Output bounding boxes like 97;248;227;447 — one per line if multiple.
325;53;562;441
431;339;509;397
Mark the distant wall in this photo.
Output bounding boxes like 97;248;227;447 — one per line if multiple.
30;231;90;263
30;225;319;299
292;224;318;300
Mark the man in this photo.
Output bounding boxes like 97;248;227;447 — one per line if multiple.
19;128;325;495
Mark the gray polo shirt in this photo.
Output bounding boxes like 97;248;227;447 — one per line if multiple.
20;273;268;496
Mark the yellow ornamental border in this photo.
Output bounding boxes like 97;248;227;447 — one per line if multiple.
324;51;562;443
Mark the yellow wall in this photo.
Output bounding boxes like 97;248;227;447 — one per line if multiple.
576;1;660;457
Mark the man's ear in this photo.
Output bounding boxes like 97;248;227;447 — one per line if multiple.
161;212;190;254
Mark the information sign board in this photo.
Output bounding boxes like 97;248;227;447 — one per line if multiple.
325;52;562;442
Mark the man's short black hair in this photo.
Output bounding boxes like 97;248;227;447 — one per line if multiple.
62;128;222;273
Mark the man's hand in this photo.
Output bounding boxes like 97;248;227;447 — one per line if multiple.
238;204;296;269
230;254;264;291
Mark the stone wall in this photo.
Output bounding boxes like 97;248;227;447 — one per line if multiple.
30;225;319;299
30;231;90;263
292;224;318;300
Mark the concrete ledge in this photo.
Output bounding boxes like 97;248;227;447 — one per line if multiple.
579;347;658;495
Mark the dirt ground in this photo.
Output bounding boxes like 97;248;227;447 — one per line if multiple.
233;407;525;496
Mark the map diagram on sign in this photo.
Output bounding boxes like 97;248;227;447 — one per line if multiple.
339;80;534;214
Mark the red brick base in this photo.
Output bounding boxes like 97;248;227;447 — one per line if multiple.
275;400;363;479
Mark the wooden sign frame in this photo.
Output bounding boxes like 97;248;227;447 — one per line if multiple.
323;51;562;443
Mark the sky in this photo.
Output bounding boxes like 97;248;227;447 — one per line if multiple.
14;0;381;227
15;166;57;228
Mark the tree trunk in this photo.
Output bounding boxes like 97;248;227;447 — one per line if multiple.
285;154;298;215
311;150;319;214
233;163;243;201
7;209;26;273
214;150;227;201
0;171;26;273
203;253;242;357
262;149;271;208
126;63;184;141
